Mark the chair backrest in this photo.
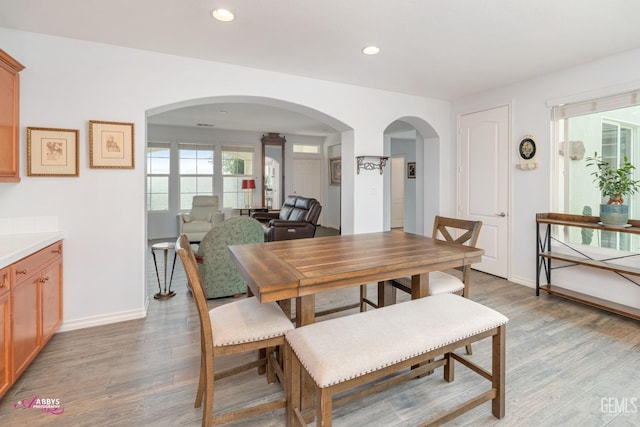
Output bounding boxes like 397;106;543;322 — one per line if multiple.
175;234;213;354
278;196;322;225
190;195;219;222
432;215;482;248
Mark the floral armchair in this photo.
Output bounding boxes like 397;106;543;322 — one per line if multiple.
194;216;264;299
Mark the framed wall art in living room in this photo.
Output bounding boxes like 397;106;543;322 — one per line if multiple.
89;120;134;169
329;157;341;185
407;162;416;179
27;127;79;177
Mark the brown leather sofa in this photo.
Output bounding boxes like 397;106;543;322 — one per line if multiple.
252;195;322;241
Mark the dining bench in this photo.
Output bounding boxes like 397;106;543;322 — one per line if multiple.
284;293;508;426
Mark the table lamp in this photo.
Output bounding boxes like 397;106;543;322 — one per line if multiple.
241;179;256;208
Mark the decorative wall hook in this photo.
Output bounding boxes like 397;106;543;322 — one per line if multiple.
356;156;389;174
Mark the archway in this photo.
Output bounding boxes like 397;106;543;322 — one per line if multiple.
383;117;440;235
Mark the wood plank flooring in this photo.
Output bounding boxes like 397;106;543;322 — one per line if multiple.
1;238;639;426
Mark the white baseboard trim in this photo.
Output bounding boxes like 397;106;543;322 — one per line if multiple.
508;275;536;289
57;307;148;333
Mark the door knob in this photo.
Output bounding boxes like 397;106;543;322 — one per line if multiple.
495;212;506;217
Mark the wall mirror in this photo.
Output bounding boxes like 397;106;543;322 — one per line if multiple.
261;133;286;209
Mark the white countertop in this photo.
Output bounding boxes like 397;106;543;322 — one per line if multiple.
0;231;66;269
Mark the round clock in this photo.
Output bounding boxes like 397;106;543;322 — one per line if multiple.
519;137;536;160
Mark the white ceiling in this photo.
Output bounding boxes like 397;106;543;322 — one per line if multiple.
3;0;640;135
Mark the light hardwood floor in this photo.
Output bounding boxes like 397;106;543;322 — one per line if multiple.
1;240;639;426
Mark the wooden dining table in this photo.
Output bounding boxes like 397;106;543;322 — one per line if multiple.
229;230;484;327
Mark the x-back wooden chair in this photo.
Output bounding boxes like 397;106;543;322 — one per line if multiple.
175;234;294;426
360;216;482;354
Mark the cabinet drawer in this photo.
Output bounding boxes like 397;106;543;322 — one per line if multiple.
13;242;63;286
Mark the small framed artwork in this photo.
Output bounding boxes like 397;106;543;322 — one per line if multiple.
407;162;416;179
27;127;79;177
89;120;134;169
329;158;341;185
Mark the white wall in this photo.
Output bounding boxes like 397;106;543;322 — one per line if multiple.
452;47;640;308
0;27;451;329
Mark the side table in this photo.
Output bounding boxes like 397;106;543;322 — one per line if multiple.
151;241;177;300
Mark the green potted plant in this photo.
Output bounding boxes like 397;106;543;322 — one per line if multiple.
586;152;640;226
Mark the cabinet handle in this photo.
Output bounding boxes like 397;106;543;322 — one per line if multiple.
41;276;50;283
0;275;6;288
16;269;27;275
52;248;62;254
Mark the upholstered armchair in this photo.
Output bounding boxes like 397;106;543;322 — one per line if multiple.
252;195;322;242
178;195;225;243
195;216;264;299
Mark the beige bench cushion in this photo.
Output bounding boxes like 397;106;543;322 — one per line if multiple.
394;271;464;295
211;297;294;347
285;293;508;387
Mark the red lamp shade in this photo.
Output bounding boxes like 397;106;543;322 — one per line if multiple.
241;179;256;189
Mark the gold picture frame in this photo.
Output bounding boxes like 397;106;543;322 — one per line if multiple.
329;158;341;185
27;127;79;177
89;120;134;169
407;162;416;179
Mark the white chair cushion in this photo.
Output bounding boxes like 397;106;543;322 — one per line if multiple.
211;297;294;347
394;271;464;295
285;293;508;388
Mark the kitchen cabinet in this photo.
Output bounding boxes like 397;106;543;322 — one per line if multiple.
0;266;10;397
0;49;25;183
0;241;63;399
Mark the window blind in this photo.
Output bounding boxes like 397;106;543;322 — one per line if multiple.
552;89;640;120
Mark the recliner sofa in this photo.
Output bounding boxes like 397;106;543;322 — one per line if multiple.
252;195;322;241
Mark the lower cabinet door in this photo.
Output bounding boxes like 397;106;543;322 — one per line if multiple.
41;259;63;344
12;276;39;380
0;284;10;398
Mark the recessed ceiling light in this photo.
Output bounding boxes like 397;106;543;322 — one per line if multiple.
362;46;380;55
212;8;235;22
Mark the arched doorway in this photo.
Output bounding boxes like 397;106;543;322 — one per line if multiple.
383;117;440;235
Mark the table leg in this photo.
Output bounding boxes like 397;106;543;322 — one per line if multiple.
163;248;168;294
152;249;162;296
411;273;429;299
295;295;315;327
295;294;316;419
168;252;177;294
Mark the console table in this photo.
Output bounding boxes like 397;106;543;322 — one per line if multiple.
536;213;640;320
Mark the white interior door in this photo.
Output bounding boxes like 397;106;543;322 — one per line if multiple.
291;158;323;223
458;105;509;278
391;157;405;228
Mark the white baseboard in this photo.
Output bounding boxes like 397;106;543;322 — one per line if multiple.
57;306;148;333
508;275;536;289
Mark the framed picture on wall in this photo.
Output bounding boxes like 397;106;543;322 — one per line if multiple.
89;120;135;169
329;158;341;185
407;162;416;179
27;127;79;177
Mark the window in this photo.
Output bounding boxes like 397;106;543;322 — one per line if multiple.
293;144;319;154
222;145;254;208
179;144;214;209
146;143;170;211
552;90;640;250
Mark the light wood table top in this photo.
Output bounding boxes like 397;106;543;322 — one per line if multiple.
229;230;484;325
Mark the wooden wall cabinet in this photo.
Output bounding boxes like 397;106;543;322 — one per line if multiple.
0;49;25;183
0;241;63;399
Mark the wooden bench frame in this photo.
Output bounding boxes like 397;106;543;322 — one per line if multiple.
285;324;506;426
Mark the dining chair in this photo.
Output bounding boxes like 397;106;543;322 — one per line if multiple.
175;234;295;427
360;216;482;354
